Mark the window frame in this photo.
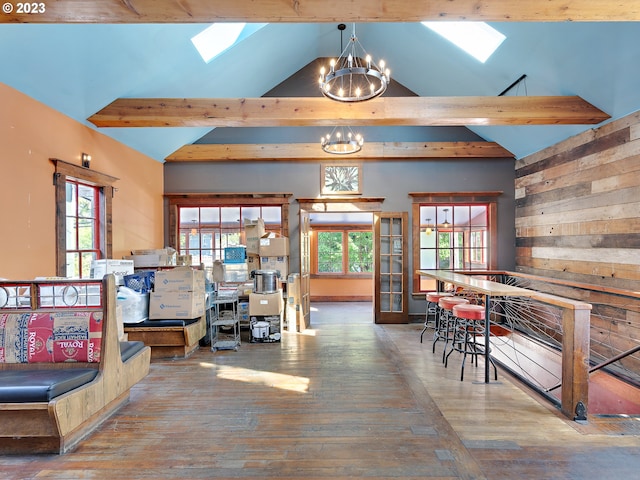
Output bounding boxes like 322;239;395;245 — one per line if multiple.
64;178;102;278
311;224;373;278
177;204;284;266
409;192;500;294
166;193;292;267
52;159;118;278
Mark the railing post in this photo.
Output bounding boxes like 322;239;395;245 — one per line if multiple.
561;307;590;420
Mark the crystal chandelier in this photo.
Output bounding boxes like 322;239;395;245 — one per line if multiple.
319;23;390;102
321;125;364;155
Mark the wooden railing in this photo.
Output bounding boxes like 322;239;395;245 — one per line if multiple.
459;270;640;419
418;270;593;420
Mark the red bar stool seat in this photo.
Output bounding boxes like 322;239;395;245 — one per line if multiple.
445;303;497;381
435;296;469;361
420;292;453;344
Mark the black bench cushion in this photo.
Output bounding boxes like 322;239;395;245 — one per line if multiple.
123;318;200;328
119;341;146;363
0;369;99;403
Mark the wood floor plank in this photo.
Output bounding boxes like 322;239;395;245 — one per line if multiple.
0;303;638;479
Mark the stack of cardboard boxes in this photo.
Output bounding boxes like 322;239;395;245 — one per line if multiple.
286;273;303;332
244;218;289;342
124;248;176;268
149;267;206;320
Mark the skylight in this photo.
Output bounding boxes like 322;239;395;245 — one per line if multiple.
422;22;505;63
191;23;247;63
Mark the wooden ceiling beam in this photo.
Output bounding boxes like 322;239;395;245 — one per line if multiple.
1;0;638;23
165;142;514;162
89;96;609;128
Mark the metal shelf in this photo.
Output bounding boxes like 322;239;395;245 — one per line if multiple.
209;291;240;352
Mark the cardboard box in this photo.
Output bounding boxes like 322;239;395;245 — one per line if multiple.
149;290;205;319
154;267;205;293
246;254;260;275
285;303;302;332
260;256;288;280
236;283;253;298
249;290;283;316
287;273;301;305
90;259;134;285
224;263;249;283
259;236;289;256
131;248;174;256
176;254;192;266
244;218;265;255
124;253;175;268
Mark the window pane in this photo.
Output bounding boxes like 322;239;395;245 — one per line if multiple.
200;207;219;225
220;207;241;228
470;206;487;226
66;252;79;278
420;249;437;269
317;232;343;273
180;207;200;227
78;184;96;219
81;251;97;279
348;232;373;272
78;218;95;249
241;206;260;221
66;217;77;249
66;182;76;216
438;232;451;269
261;206;281;223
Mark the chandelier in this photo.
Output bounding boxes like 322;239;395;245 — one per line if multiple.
319;23;390;102
321;125;364;155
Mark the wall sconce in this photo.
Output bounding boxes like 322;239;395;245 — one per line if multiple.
81;153;91;168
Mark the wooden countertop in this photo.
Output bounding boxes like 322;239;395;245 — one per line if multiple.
416;270;537;297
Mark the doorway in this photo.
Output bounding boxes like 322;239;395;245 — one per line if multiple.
308;211;374;324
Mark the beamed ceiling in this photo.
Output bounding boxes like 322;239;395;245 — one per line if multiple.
1;1;639;162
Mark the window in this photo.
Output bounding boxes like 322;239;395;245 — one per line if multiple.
419;204;489;272
177;205;282;267
421;22;505;63
65;179;101;278
313;228;373;276
53;159;117;278
410;193;499;293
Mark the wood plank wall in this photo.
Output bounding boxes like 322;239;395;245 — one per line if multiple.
515;111;640;291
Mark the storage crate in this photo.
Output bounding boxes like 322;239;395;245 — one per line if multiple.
123;271;155;293
224;246;246;264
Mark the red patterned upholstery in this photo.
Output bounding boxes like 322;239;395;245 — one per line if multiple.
0;312;102;363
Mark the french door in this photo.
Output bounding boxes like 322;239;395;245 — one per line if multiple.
374;212;408;324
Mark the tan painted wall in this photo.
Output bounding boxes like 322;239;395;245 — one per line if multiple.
310;277;373;301
0;83;164;279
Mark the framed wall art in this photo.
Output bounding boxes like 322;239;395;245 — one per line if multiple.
321;164;362;195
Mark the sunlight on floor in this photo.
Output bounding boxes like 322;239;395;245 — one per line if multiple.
199;362;310;393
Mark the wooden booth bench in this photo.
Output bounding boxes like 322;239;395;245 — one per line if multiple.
124;314;206;359
0;275;151;454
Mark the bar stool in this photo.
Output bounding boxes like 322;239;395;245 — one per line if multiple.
445;303;498;381
435;296;469;362
420;291;453;344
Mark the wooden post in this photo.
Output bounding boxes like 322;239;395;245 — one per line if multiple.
561;306;591;420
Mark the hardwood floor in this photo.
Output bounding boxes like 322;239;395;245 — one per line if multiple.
1;302;638;479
